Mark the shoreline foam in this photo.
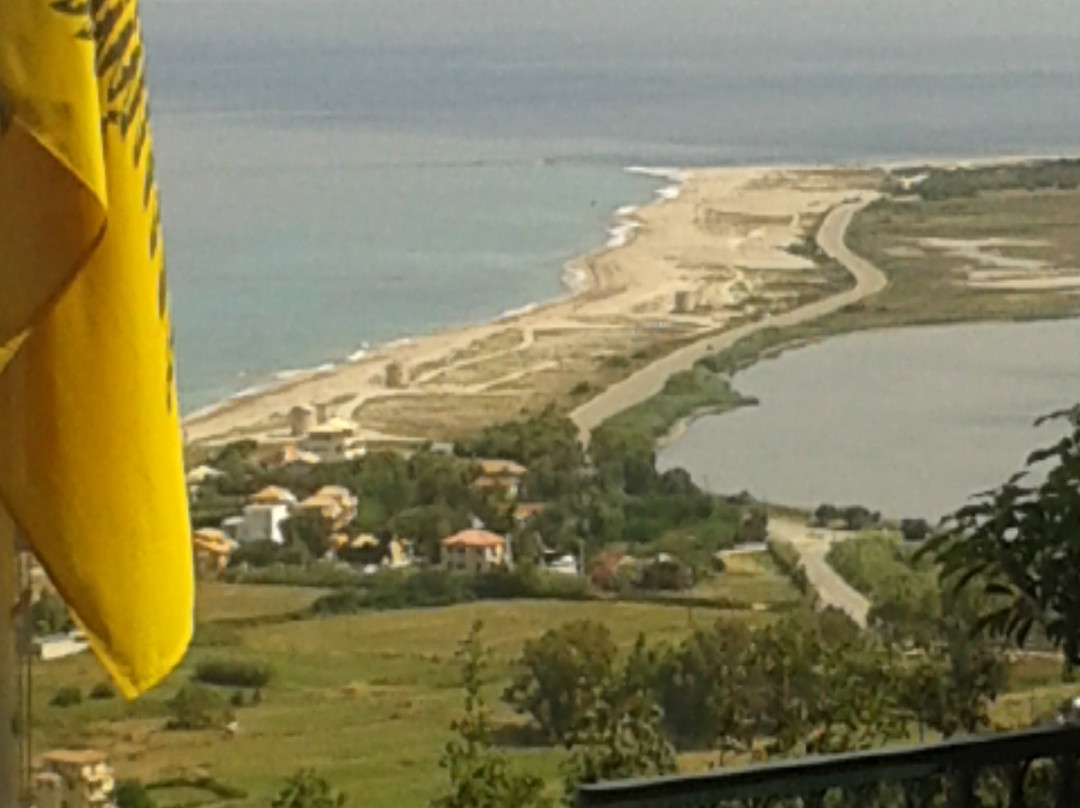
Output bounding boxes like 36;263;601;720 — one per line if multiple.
183;165;683;423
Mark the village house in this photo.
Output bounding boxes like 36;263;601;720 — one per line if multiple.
237;485;296;544
34;750;116;808
440;529;511;574
297;485;358;531
193;527;237;577
261;442;321;468
471;459;528;499
513;502;548;526
300;417;366;462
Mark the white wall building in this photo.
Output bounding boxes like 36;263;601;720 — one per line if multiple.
237;503;291;545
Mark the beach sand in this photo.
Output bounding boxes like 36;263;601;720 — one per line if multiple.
182;165;885;447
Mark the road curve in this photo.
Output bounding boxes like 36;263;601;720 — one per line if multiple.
570;196;886;445
768;517;871;628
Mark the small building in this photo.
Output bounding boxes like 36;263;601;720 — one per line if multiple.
35;750;116;808
238;503;291;544
193;528;237;577
440;529;510;574
513;502;548;525
471;459;528;499
298;485;358;531
263;443;321;468
300;417;361;462
33;633;89;662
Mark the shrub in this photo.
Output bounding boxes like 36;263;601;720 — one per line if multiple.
115;780;156;808
195;658;273;688
230;690;246;707
89;682;116;700
50;686;82;708
166;684;222;730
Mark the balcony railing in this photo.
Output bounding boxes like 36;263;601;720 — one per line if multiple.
576;725;1080;808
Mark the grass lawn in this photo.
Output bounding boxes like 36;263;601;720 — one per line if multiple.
30;583;784;808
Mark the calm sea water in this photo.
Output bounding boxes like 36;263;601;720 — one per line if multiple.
142;0;1080;411
657;320;1080;520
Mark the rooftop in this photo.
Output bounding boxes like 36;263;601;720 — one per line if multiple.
40;749;107;766
478;459;528;477
441;529;507;549
250;485;297;505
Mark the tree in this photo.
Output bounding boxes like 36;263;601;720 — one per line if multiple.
433;622;551;808
654;620;752;757
30;592;72;636
282;511;333;559
504;621;617;747
919;407;1080;677
560;637;675;801
165;683;221;731
272;770;347;808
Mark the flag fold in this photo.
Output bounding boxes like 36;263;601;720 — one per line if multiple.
0;0;193;697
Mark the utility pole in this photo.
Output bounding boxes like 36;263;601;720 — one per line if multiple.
1;506;20;808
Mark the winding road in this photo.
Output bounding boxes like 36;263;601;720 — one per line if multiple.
570;196;887;444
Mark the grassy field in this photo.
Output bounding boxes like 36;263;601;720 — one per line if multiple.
602;188;1080;446
30;579;788;808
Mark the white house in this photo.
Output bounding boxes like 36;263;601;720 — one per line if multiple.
237;503;291;544
33;633;89;662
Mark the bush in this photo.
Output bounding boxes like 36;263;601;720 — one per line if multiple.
166;684;223;730
115;780;156;808
230;690;246;707
50;686;82;708
195;658;273;688
89;682;116;700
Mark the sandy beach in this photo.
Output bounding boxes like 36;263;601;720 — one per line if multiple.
183;165;886;447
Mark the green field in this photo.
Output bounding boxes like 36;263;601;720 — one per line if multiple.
31;580;786;808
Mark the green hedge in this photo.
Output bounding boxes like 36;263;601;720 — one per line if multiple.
194;658;273;688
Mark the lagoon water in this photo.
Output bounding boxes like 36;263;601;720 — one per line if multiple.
657;320;1080;521
142;0;1080;411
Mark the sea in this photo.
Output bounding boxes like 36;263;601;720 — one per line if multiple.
142;0;1080;412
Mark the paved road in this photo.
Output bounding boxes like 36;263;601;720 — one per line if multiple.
769;517;871;628
570;196;887;445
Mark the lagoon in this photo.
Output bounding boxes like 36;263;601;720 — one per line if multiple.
657;319;1080;520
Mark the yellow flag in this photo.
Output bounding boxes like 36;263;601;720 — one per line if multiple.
0;0;193;697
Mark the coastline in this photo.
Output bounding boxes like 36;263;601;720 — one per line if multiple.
183;155;1080;449
183;165;688;427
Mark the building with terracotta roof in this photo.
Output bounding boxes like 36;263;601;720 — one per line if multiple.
440;529;510;574
471;459;528;499
193;528;238;577
298;485;358;530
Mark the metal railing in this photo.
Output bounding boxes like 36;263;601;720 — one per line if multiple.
577;725;1080;808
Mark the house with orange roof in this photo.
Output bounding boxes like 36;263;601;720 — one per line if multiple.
297;485;358;531
471;458;528;499
440;529;511;574
513;502;548;525
193;528;238;577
